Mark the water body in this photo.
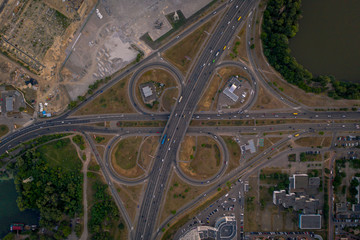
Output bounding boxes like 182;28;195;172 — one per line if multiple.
0;180;39;238
289;0;360;83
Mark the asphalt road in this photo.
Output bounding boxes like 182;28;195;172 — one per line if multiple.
135;2;261;239
0;0;359;238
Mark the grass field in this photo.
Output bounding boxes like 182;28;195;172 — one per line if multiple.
111;136;144;178
164;15;218;75
225;27;248;62
161;187;227;240
138;136;159;170
162;88;179;112
37;138;82;172
0;125;9;138
197;66;251;111
135;69;178;112
295;136;332;148
116;183;145;221
221;136;241;173
179;136;222;180
159;171;214;225
75;76;135;115
251;84;289;110
244;173;298;232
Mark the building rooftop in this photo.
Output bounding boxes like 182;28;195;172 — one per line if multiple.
223;87;239;102
180;216;236;240
142;86;153;98
299;214;321;229
273;190;320;214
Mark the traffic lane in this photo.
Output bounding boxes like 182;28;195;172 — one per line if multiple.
136;1;255;237
3;109;357;148
1;122;357;156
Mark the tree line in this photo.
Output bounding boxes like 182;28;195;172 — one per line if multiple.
14;149;83;238
261;0;360;99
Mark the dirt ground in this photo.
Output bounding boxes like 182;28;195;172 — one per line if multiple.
164;14;219;75
178;135;222;180
197;66;251;112
135;68;179;112
0;0;97;113
75;75;136;115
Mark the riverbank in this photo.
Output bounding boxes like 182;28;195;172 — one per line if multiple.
0;180;39;238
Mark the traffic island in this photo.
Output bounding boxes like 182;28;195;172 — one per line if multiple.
178;135;223;181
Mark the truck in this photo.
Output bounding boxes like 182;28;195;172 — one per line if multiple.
178;96;183;103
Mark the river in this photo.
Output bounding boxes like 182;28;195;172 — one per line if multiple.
289;0;360;83
0;180;39;238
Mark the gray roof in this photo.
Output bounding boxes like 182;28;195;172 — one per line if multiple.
223;87;239;102
142;86;153;98
299;214;321;229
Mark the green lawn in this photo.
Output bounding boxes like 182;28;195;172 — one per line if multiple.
37;138;82;171
0;125;9;138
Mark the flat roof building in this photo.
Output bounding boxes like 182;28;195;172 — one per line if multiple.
290;174;309;193
139;82;157;104
240;139;256;154
299;214;321;229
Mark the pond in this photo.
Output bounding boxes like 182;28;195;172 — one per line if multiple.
289;0;360;83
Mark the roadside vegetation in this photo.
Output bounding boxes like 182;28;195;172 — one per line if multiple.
0;124;9;138
75;76;135;115
164;15;218;74
262;0;360;99
89;180;124;239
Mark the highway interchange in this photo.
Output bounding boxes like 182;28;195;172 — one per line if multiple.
1;0;360;239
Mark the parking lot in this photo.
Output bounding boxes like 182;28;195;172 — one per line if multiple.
176;179;246;239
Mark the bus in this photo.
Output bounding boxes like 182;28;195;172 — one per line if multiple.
161;134;167;145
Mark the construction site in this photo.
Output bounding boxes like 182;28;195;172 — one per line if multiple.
0;0;212;114
61;0;211;101
0;0;96;114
